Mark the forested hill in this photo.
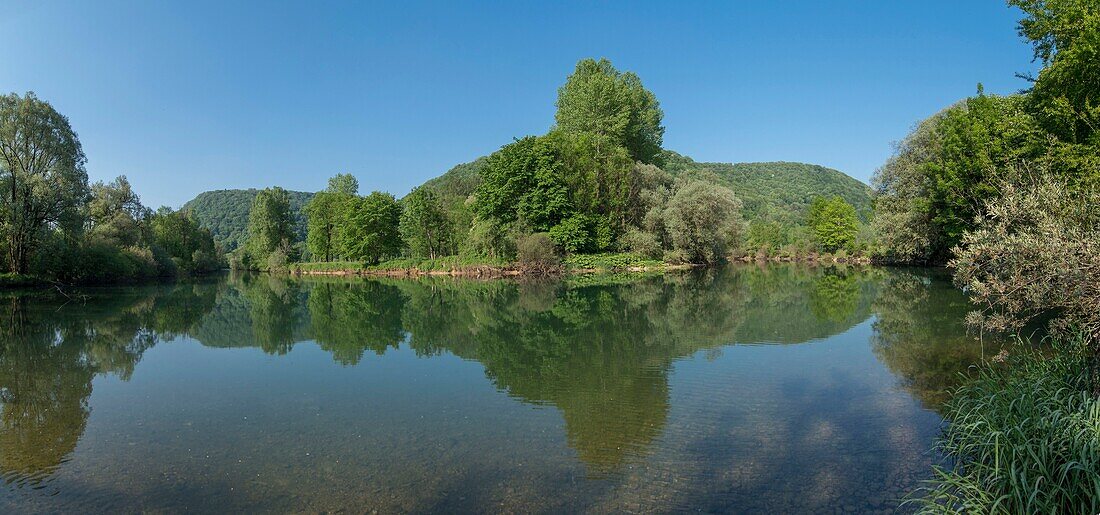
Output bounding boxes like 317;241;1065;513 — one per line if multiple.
660;152;873;223
420;151;872;224
183;189;314;251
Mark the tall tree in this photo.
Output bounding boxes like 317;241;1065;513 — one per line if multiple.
554;58;665;164
246;187;295;260
339;191;402;264
807;196;859;252
304;175;357;262
326;173;359;196
400;187;452;259
0;92;89;274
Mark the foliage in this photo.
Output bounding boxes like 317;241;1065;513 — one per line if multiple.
807;195;859;252
149;207;221;274
474;135;572;230
950;170;1099;342
911;337;1099;514
243;186;297;268
554;58;664;164
619;228;662;259
326;173;359;196
1011;0;1100;158
338;191;402;264
563;252;663;271
400;187;453;259
514;232;560;271
661;180;743;264
462;217;514;260
303;190;350;262
0;92;89;274
182;188;313;251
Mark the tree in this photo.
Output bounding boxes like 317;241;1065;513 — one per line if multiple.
327;173;359;196
807;196;859;252
474;135;572;230
149;207;220;273
339;191;402;264
400;187;452;259
871;93;1044;263
662;180;743;263
0;92;89;274
87;176;149;248
555;58;665;164
246;186;295;263
304;175;358;262
1011;0;1100;148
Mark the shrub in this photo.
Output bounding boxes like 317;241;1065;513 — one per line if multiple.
463;218;515;260
619;229;662;259
515;232;560;271
549;214;594;253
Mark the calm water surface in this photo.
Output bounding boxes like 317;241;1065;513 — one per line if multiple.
0;265;994;513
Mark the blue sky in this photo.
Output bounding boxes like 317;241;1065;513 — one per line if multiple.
1;1;1036;208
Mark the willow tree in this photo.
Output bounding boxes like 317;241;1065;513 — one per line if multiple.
0;92;89;274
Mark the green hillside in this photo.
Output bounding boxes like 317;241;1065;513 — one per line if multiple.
420;151;872;225
660;152;872;223
183;189;314;251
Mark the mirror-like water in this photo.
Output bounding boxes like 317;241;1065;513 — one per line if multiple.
0;265;994;513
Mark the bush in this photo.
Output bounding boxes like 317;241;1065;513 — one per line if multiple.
549;214;594;253
463;218;515;260
619;229;662;259
515;232;560;271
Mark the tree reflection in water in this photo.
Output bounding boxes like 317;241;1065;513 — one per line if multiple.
0;265;992;487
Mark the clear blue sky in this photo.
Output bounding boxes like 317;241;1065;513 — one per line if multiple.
1;0;1037;208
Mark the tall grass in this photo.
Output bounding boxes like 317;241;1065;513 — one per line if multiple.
911;334;1100;513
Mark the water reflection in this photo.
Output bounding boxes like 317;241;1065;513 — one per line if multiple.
0;265;992;503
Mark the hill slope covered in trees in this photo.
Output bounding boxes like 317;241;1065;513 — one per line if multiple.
421;152;872;226
183;189;314;251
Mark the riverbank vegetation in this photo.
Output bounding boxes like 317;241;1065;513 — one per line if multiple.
226;58;874;275
871;0;1100;511
0;94;222;285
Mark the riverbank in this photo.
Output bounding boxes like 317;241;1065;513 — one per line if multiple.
910;333;1099;513
290;253;698;278
286;252;873;278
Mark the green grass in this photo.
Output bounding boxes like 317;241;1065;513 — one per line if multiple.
563;252;665;271
295;261;367;272
910;334;1100;514
367;256;510;272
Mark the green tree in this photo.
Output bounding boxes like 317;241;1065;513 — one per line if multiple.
149;208;220;273
339;191;402;264
400;187;452;259
326;173;359;196
1012;0;1100;149
872;93;1043;263
807;196;859;252
662;180;743;263
474;135;572;231
86;175;148;248
0;92;90;274
245;186;295;264
304;175;358;262
555;58;665;164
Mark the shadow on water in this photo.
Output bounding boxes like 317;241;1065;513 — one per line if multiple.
0;265;996;511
